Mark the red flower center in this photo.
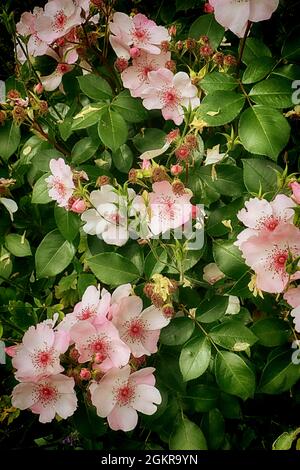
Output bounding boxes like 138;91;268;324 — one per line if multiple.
265;218;279;231
38;384;58;403
274;252;288;269
128;320;145;339
55;11;67;30
116;384;135;406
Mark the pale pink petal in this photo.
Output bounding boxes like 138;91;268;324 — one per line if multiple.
249;0;279;22
53;330;70;353
109;36;131;60
284;287;300;308
12;383;36;409
141;305;170;329
117;296;143;322
131;384;161;414
111;284;132;305
129;367;156;386
271;194;296;222
108;405;138;432
40;71;63;92
55;393;77;419
237;198;272;229
211;0;250;37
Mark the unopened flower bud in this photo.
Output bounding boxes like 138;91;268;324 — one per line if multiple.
151;292;165;308
12;105;26;124
96;175;110;187
34;83;44;94
171;164;183;176
175;144;190;161
224;54;237;67
160;40;169;52
69;347;80;361
152;166;167;182
115;58;129;72
38;100;48;115
204;2;214;13
162;304;175;319
128;168;138;183
130;47;141;58
185;134;198;149
143;282;154;299
165;60;176;72
212;52;224;65
172;180;186;196
186;38;197;50
70;198;87;214
199;35;209;44
176;40;183;51
80;368;91;381
200;44;214;57
168;25;177;37
167;128;180;143
7;89;20;100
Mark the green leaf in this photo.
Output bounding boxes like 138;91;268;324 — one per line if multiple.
259;350;300;394
118;243;144;276
282;27;300;62
201;72;238;93
239;105;290;161
5;234;32;257
71;103;105;130
189;14;225;49
213;239;249;279
112;144;133;173
160;317;195;346
133;128;167;153
187;384;219;412
98;108;128;152
242;38;272;65
54;206;81;242
112;90;148;122
35;229;75;279
0;120;21;161
190;164;244;201
207;198;245;237
197;296;229;323
242;158;282;195
144;247;168;279
251;318;290;347
87;253;140;286
210;320;258;351
197;91;245;127
71;137;99;164
179;335;211;382
31;173;52;204
249;77;293;108
273;429;300;450
215;351;256;400
0;247;12;286
77;74;113;101
273;64;300;81
201;408;225;450
242;57;276;84
170;417;207;450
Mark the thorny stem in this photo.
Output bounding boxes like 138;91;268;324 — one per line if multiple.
237;20;252;77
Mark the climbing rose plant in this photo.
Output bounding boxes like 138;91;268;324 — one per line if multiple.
1;0;300;451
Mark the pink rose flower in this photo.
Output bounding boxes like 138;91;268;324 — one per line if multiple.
70;320;130;372
209;0;279;37
141;69;200;125
12;322;69;382
235;195;296;248
290;182;300;204
240;224;300;294
16;8;49;62
121;50;171;98
12;374;77;423
148;181;193;236
46;158;75;208
89;365;161;431
113;296;169;357
35;0;83;44
57;285;110;332
109;12;170;59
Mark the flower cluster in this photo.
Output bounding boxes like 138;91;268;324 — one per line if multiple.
16;0;92;90
8;284;166;431
47;158;198;246
110;12;200;124
235;194;300;294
